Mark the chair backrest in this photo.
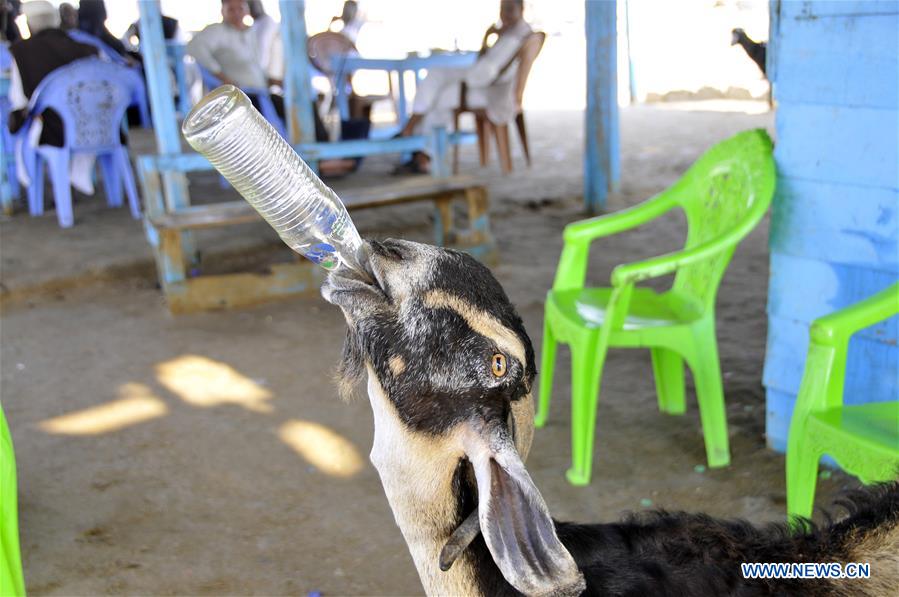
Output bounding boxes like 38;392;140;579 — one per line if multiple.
670;129;775;307
307;31;357;77
67;30;129;66
195;65;286;138
514;31;545;109
29;57;142;151
197;63;223;91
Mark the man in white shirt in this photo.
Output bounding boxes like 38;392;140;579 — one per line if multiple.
248;0;278;76
186;0;269;90
395;0;533;173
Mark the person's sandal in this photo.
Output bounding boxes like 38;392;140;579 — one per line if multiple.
392;159;429;175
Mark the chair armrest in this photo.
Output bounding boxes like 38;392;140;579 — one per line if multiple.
551;192;678;291
610;231;733;287
793;282;899;415
563;191;677;245
610;190;771;287
810;282;899;346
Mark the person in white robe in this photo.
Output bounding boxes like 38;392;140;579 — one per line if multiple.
395;0;532;174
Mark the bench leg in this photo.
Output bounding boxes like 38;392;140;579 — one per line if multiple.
433;196;455;246
159;228;188;286
456;187;494;261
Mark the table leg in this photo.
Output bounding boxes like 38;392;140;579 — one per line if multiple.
397;69;408;126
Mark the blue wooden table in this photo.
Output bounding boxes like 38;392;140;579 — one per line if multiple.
339;51;477;124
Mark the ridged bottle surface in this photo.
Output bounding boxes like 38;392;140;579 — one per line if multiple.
181;86;362;272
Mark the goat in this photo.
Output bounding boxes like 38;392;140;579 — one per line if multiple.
321;238;899;596
732;28;767;76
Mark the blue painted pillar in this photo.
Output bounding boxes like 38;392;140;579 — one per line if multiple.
623;0;637;104
137;0;194;262
762;0;899;452
584;0;620;213
279;0;317;145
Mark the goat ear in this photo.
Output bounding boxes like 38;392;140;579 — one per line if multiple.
469;438;585;596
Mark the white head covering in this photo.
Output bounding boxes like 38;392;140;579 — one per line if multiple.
22;0;61;34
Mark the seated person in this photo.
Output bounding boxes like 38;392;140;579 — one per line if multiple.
188;0;355;177
395;0;532;174
77;0;131;60
7;0;99;191
58;2;77;31
1;0;22;42
187;0;276;100
248;0;278;77
122;14;181;49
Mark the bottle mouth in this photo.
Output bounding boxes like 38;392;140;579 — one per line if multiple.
182;84;244;142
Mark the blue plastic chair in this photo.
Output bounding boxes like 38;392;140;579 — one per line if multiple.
67;30;151;128
0;44;19;203
197;65;287;139
23;57;142;228
1;404;25;597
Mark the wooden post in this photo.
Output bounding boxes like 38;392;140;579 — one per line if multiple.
584;0;620;213
279;0;317;146
137;0;194;268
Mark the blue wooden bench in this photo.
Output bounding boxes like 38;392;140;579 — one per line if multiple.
138;153;492;313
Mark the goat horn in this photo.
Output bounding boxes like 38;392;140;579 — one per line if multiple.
439;509;481;571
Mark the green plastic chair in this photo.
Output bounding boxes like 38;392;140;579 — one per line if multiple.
537;129;775;486
1;405;25;596
786;282;899;521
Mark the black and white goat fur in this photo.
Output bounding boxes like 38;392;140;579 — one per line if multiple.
322;239;899;597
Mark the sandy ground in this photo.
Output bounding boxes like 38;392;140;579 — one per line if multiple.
0;104;858;596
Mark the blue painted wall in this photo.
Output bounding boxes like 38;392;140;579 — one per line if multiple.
763;0;899;452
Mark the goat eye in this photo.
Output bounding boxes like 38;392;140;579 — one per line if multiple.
491;353;507;377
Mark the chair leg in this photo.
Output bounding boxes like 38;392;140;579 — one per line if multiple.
651;347;686;415
493;122;513;174
98;153;123;207
786;428;820;522
515;112;531;167
28;155;45;216
116;148;141;219
45;151;74;228
536;317;557;428
475;115;490;167
567;335;607;486
690;332;731;468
